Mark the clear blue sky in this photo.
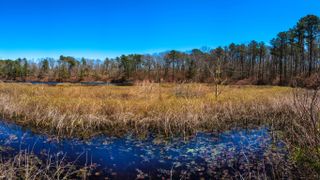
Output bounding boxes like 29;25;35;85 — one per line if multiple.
0;0;319;59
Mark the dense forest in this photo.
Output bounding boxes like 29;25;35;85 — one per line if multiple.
0;15;319;87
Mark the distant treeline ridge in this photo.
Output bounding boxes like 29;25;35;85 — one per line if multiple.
1;15;319;87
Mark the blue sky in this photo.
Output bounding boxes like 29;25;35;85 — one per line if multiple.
0;0;319;59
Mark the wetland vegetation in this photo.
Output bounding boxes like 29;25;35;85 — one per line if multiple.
0;82;319;179
0;83;293;138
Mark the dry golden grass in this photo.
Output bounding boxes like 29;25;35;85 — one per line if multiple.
0;83;293;138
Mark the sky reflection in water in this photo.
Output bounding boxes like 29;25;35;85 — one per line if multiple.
0;121;286;179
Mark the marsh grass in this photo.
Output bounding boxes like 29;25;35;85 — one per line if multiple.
0;149;93;179
0;83;293;138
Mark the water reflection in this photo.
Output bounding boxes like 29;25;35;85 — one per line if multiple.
0;121;286;179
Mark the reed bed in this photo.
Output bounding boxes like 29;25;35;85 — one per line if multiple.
0;83;293;138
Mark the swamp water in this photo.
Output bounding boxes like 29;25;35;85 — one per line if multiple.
0;121;287;179
29;81;112;86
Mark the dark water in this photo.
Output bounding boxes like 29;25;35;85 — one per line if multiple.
0;121;287;179
28;81;112;86
30;81;62;85
4;81;135;86
79;82;112;86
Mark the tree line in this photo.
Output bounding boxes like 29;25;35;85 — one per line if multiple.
0;15;319;86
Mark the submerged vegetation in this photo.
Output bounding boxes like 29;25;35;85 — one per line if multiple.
0;121;292;179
